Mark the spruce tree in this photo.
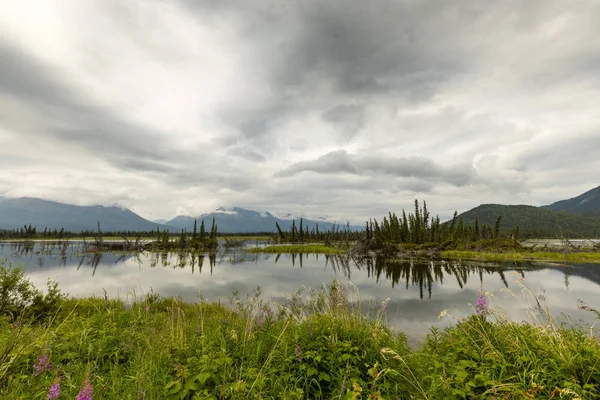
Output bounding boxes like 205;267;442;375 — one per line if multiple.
210;217;216;239
291;220;296;242
200;219;206;239
494;215;502;239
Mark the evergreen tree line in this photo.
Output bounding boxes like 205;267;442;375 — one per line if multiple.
0;225;170;240
366;200;519;248
151;217;218;251
274;219;363;244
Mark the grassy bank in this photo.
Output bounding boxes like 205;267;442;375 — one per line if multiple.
1;266;599;399
218;235;272;241
442;250;600;263
248;244;344;254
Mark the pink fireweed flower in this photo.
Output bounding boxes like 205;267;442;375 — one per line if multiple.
476;290;488;316
47;381;60;399
77;371;93;400
33;353;52;376
294;344;303;362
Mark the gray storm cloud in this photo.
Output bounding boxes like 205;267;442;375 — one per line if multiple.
276;150;476;186
0;0;599;221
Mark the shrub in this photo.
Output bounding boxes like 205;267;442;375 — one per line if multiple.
0;264;65;322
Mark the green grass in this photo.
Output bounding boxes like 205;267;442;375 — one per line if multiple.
247;244;344;254
2;266;600;399
0;281;410;399
218;235;272;241
442;250;600;263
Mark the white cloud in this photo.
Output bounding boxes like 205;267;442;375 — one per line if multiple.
0;0;599;222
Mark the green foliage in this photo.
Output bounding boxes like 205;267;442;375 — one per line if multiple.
147;222;218;252
248;244;343;254
543;185;600;215
1;272;599;399
0;280;412;399
458;204;600;238
274;220;363;245
417;315;600;399
0;264;65;322
442;250;600;263
366;200;515;252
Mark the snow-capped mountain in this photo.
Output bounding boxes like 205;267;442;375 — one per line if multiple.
166;207;360;233
0;197;172;232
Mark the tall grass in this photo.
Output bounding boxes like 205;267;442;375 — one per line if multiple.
248;244;344;254
0;264;599;399
442;250;600;263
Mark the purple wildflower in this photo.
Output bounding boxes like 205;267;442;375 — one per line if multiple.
196;326;200;334
476;290;488;316
77;372;93;400
294;344;303;362
258;319;264;329
33;353;52;376
47;382;60;399
144;305;150;313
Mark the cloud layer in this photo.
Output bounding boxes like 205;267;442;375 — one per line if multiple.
1;0;599;222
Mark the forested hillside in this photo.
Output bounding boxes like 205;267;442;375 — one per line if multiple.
543;185;600;215
457;204;600;238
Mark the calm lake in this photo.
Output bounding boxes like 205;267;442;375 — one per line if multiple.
2;241;599;342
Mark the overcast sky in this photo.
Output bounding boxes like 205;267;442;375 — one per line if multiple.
1;1;599;223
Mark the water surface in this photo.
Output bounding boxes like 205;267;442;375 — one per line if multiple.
2;241;599;342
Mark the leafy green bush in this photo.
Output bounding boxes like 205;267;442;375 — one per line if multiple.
0;264;65;321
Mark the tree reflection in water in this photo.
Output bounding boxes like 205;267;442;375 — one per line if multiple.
2;242;596;297
325;254;537;299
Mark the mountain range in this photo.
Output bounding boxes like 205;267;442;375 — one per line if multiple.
542;185;600;215
0;198;350;233
455;185;600;238
456;204;600;238
165;207;356;233
1;185;599;236
0;197;168;232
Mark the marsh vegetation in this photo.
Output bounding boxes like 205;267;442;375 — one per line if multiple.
1;266;599;399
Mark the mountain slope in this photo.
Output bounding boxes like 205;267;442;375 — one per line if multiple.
456;204;600;238
0;197;171;232
167;207;358;233
543;185;600;215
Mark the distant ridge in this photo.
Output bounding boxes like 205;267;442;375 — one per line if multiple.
0;197;173;232
166;206;361;233
0;197;359;234
3;185;600;237
543;185;600;215
456;204;600;238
